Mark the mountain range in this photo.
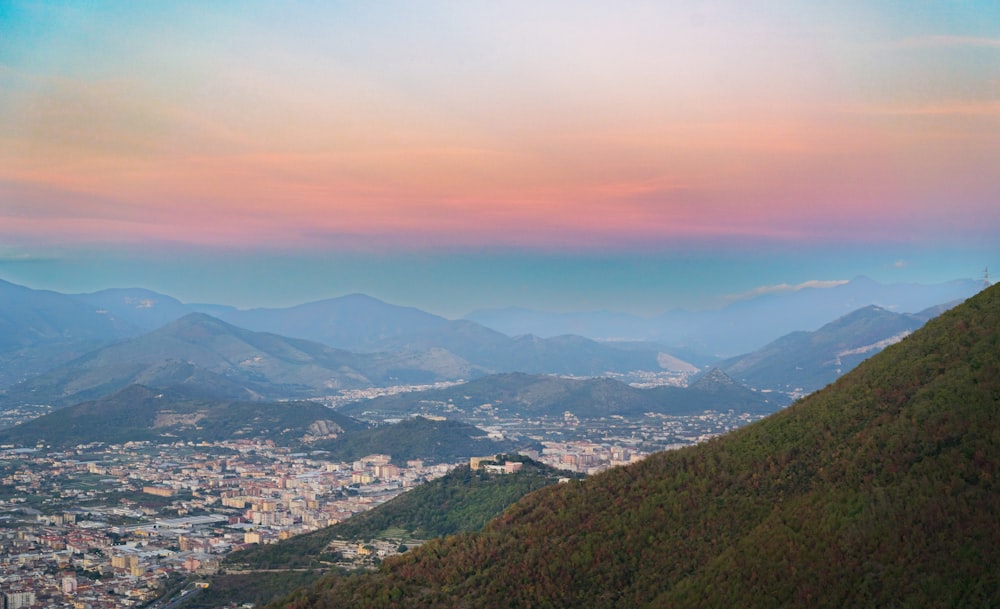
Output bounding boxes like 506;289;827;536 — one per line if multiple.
146;292;666;376
466;275;982;355
717;304;936;394
340;369;786;421
0;313;481;409
0;276;983;419
0;281;667;397
0;279;136;387
73;288;668;375
0;383;536;464
259;280;1000;609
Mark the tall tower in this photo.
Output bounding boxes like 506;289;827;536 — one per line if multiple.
986;267;991;289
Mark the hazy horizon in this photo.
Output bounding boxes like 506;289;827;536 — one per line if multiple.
2;2;997;317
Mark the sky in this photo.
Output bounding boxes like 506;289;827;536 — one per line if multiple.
1;1;998;317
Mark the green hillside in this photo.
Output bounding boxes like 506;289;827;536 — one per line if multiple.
0;384;366;448
267;285;999;609
313;417;539;465
225;457;571;571
183;458;572;608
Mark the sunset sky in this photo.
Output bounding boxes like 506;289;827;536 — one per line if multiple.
1;1;997;316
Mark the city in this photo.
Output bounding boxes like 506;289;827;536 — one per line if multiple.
0;403;767;608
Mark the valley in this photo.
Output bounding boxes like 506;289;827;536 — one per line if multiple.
0;276;991;608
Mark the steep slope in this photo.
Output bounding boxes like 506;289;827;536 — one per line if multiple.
193;459;575;608
720;304;927;394
272;285;999;609
226;458;572;571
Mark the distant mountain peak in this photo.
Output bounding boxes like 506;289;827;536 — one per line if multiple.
174;311;225;324
691;367;736;391
160;312;233;335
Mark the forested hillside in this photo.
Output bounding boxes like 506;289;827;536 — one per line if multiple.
312;418;537;465
186;458;572;608
269;285;999;609
225;457;571;571
0;384;366;447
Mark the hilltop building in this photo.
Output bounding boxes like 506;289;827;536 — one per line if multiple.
470;455;524;474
